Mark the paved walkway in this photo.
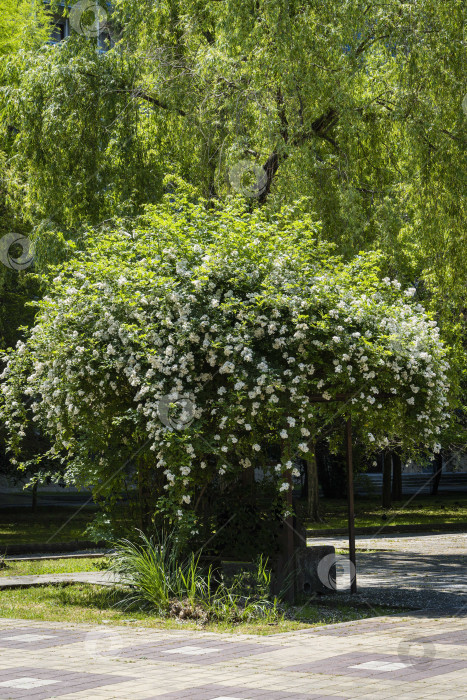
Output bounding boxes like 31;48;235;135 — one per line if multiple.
0;533;466;697
0;612;466;698
0;572;115;590
4;551;108;562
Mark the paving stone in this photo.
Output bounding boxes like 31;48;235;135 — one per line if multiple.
104;639;282;665
285;651;467;681
0;667;130;699
0;627;88;649
143;686;346;699
413;629;467;646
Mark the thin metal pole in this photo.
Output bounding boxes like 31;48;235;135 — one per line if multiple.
285;466;295;603
346;416;357;593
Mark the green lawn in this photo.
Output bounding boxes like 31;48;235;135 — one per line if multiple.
0;583;405;635
0;557;107;577
305;493;467;531
0;506;97;547
2;493;466;550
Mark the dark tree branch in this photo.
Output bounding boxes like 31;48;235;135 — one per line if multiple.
203;30;215;45
258;151;281;203
257;106;339;202
276;88;289;144
355;34;391;56
310;108;338;139
133;89;187;117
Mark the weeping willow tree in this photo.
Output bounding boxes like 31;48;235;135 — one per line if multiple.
0;0;49;57
1;1;464;282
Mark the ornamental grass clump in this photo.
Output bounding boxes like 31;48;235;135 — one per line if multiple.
109;530;281;623
108;531;206;613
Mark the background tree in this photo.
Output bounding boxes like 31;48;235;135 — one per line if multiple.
3;2;465;270
0;0;49;57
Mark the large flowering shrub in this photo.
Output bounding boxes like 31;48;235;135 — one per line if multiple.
1;191;450;532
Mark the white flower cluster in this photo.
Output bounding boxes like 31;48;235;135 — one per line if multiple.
0;206;450;516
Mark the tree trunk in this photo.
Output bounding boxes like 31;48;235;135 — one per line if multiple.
138;467;144;530
242;464;254;487
32;482;38;512
137;460;151;532
275;444;295;603
382;450;392;508
306;443;320;521
430;452;443;495
392;452;403;500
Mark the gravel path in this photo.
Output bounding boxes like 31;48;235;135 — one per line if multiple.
308;531;467;554
310;531;467;613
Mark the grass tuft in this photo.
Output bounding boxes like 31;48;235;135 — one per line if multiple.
109;531;281;624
